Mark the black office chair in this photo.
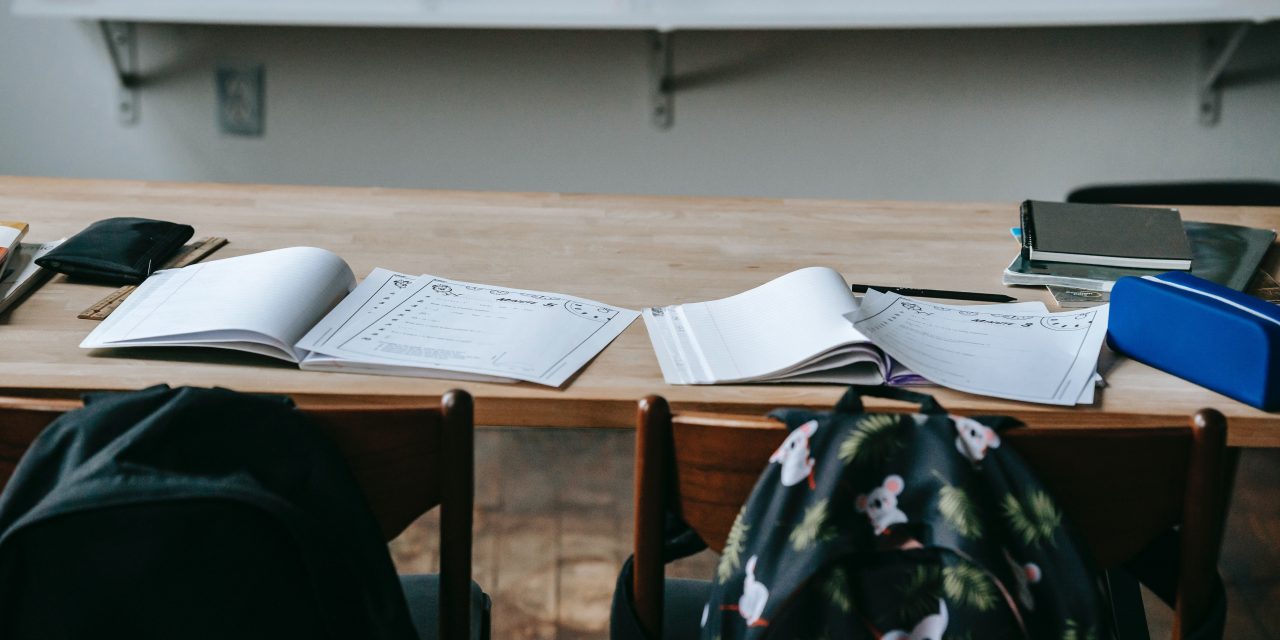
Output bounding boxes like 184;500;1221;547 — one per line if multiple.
1067;180;1280;207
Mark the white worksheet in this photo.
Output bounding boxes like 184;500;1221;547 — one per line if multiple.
297;268;419;353
850;290;1109;405
299;271;638;387
297;268;516;383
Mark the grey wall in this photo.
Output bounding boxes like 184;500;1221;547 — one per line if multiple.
2;13;1278;200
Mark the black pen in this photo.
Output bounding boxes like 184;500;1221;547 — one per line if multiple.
850;284;1017;304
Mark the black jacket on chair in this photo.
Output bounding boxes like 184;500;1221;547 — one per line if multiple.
0;385;419;640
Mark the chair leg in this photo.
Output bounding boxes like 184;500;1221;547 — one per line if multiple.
1108;568;1152;640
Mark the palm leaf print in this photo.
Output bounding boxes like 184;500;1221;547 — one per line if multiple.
1061;619;1099;640
790;498;837;551
821;567;853;614
837;414;903;467
942;562;998;612
896;566;942;624
1029;491;1064;538
933;473;982;539
1002;491;1062;547
716;507;749;583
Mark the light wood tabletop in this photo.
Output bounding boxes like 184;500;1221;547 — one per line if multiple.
1;177;1278;446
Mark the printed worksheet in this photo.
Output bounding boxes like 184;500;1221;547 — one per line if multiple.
298;271;638;387
297;268;419;353
296;268;520;383
850;290;1109;405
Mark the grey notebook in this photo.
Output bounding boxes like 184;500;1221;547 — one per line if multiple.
1020;200;1193;269
1004;221;1275;292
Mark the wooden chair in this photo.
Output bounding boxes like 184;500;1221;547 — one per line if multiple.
631;396;1229;640
0;390;484;640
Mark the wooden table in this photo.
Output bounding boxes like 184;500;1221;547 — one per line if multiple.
2;177;1278;446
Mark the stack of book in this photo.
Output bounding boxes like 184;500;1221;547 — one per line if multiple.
0;221;27;274
0;221;63;315
1003;201;1276;305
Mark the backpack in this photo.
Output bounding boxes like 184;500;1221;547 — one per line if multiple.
700;386;1114;640
0;385;419;640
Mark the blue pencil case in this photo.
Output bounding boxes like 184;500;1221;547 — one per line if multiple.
1108;271;1280;411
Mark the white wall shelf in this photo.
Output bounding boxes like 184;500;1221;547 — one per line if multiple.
12;0;1279;129
13;0;1280;31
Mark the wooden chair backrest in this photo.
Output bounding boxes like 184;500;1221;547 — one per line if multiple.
633;396;1227;640
0;390;475;640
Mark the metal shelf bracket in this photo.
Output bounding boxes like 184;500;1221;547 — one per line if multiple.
1199;23;1250;126
649;31;673;130
99;20;140;125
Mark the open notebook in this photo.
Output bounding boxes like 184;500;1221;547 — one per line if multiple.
644;267;923;385
643;267;1104;404
82;247;637;387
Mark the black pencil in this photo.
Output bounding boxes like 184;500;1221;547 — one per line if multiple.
849;284;1017;303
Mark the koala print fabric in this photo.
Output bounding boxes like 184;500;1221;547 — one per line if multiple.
700;386;1113;640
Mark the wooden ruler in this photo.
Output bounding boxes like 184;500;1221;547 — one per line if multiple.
78;237;228;320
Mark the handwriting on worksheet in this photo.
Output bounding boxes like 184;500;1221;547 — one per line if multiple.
298;269;637;387
851;291;1108;405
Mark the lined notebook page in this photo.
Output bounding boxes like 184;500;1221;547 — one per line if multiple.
83;247;354;361
678;266;865;381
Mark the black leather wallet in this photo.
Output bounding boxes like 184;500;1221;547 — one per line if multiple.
36;217;194;285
